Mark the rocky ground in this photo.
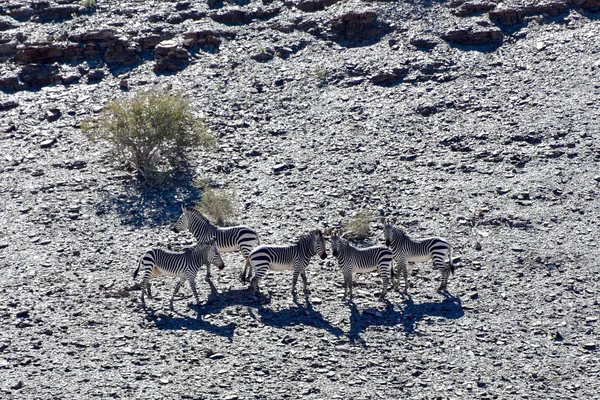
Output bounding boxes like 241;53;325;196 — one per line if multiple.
1;0;600;398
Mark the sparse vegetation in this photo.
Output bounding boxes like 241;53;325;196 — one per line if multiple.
83;88;215;182
81;0;97;8
314;65;330;85
196;184;237;226
344;210;372;240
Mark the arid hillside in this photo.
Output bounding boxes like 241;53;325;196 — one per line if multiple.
1;0;599;398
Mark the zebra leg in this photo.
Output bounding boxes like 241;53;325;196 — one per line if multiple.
291;263;302;297
301;269;310;295
188;276;201;306
240;258;251;283
250;266;267;296
380;266;390;299
438;266;451;292
170;278;185;309
342;272;349;301
400;257;408;294
204;263;212;282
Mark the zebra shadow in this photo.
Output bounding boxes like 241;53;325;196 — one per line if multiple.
142;305;237;341
347;300;403;345
398;293;464;336
346;293;464;342
251;298;345;339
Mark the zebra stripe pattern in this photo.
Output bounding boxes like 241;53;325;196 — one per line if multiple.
173;206;260;260
384;224;454;293
133;241;224;308
331;232;394;300
241;230;327;297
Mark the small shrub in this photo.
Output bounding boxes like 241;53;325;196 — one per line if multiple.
344;210;372;240
81;0;97;8
198;186;237;226
314;66;330;85
83;88;215;181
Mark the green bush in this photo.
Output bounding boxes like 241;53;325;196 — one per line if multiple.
80;0;97;8
197;185;237;226
83;88;215;181
344;210;372;240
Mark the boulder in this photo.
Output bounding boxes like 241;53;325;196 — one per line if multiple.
154;40;189;72
104;37;140;65
294;0;339;12
18;64;59;86
442;27;503;46
0;16;19;31
489;9;522;26
573;0;600;9
452;1;496;16
14;43;64;64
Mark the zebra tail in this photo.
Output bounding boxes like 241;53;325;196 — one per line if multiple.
449;246;455;275
133;256;142;279
241;258;250;283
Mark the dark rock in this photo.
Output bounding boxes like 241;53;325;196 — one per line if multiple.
0;41;18;60
251;48;275;62
19;64;59;86
104;37;140;65
69;29;116;42
87;69;105;82
294;0;340;12
0;100;18;111
139;34;161;50
370;67;407;85
489;9;523;26
36;5;81;22
210;8;254;24
14;42;64;64
273;163;294;173
442;27;503;46
45;109;61;122
0;16;19;31
154;41;189;72
452;2;496;16
574;0;600;10
416;104;438;116
40;138;56;148
410;37;438;49
182;28;235;48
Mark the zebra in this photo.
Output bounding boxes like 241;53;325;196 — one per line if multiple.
173;206;259;275
133;240;224;308
240;230;327;297
330;230;394;301
383;224;454;293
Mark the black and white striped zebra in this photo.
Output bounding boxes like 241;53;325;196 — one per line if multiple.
330;231;394;301
173;206;259;263
384;224;454;293
133;240;224;308
240;230;327;297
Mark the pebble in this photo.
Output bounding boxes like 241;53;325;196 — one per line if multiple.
40;138;56;148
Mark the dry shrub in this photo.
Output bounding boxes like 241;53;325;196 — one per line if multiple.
83;88;215;181
344;210;372;241
198;185;237;226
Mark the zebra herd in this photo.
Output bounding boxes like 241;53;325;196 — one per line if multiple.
134;206;455;308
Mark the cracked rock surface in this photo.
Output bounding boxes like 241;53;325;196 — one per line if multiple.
1;0;599;398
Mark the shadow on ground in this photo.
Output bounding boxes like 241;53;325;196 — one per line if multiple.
347;293;464;343
94;164;201;229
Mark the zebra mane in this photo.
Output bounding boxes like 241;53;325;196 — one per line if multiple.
297;229;320;244
185;206;213;225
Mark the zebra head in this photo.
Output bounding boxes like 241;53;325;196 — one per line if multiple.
173;205;192;232
207;239;225;270
330;230;342;258
314;229;327;260
384;223;394;247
